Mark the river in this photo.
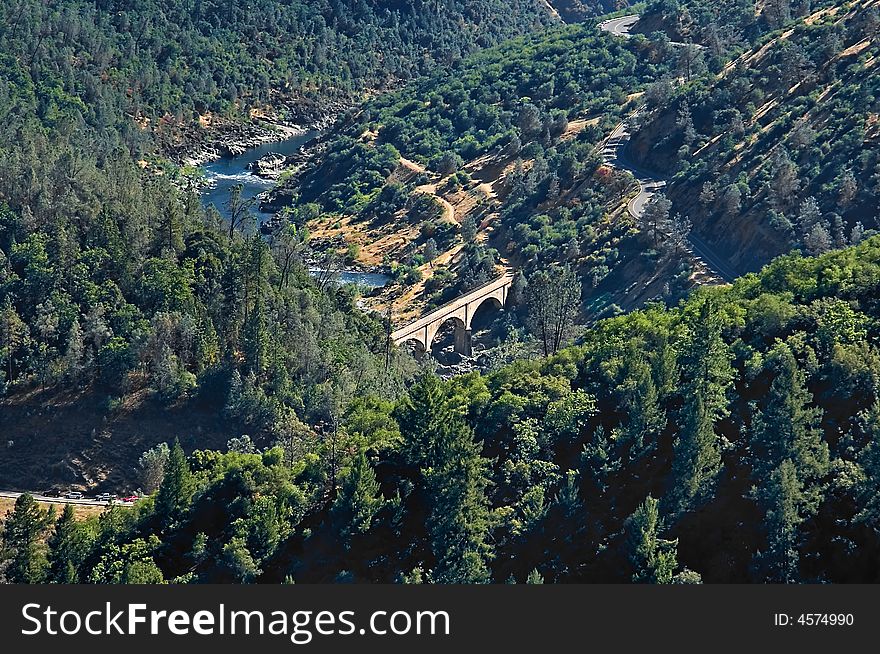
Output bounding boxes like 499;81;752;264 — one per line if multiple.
200;131;317;220
198;133;390;289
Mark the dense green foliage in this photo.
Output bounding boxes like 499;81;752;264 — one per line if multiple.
641;0;840;54
4;0;880;586
0;1;434;458
6;236;880;583
0;0;555;125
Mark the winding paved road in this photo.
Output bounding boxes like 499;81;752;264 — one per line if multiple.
599;16;737;282
599;15;641;37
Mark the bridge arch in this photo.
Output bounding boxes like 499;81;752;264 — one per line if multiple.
426;315;469;358
399;337;427;356
467;294;503;329
390;270;514;357
425;315;466;352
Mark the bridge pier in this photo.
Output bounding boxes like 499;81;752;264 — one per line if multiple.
454;326;473;357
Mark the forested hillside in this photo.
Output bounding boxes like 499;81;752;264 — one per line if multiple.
274;21;699;321
0;0;555;131
0;1;497;489
638;0;840;51
631;0;880;271
5;236;880;583
4;0;880;586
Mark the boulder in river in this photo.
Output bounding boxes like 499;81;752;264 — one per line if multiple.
248;152;288;179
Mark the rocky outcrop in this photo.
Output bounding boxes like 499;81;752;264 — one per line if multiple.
258;131;335;217
169;96;352;167
175;122;305;167
248;152;288;179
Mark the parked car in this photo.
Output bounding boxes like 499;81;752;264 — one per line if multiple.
120;495;139;504
43;489;62;498
95;493;112;502
65;491;83;500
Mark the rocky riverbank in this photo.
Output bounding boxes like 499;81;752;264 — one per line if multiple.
177;122;307;168
168;97;351;168
257;131;336;224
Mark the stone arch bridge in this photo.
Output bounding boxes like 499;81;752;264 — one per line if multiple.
391;271;515;356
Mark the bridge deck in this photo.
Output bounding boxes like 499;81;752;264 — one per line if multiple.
391;270;514;343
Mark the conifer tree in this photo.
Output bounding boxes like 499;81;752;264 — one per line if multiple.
618;344;664;461
750;344;829;493
625;495;678;584
242;296;268;377
650;332;679;401
155;439;194;529
1;493;50;583
750;344;830;581
425;415;492;584
855;403;880;528
668;299;733;514
753;460;803;583
526;568;544;584
395;374;492;583
394;373;452;469
47;504;90;583
62;319;85;382
332;449;384;546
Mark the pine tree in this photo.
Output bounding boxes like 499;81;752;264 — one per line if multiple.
395;374;492;583
47;504;89;583
425;415;492;584
242;295;268;377
0;296;29;386
649;332;679;401
394;374;452;469
855;403;880;528
699;181;717;207
524;265;581;357
62;319;85;382
226;183;256;239
510;270;528;306
838;169;858;208
618;344;664;461
423;238;438;266
769;148;800;212
581;426;619;497
526;568;544;584
332;449;384;546
669;299;733;514
721;183;742;217
461;214;477;244
154;439;194;529
750;344;830;581
753;460;803;583
1;493;50;583
750;344;830;494
138;442;170;494
642;193;673;243
625;495;678;584
850;222;865;245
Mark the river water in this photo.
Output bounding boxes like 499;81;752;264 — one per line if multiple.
200;131;317;220
198;133;390;288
